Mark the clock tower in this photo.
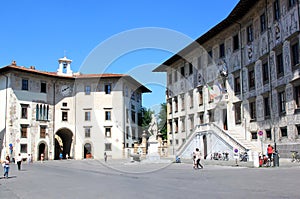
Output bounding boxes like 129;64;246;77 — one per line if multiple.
57;56;73;76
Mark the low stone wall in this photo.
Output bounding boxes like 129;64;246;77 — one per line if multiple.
276;144;300;158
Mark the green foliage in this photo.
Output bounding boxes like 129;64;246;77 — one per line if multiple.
141;107;154;131
158;103;167;140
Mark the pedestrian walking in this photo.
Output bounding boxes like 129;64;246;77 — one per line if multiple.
193;148;204;169
104;152;107;162
16;153;22;170
27;154;31;164
2;155;10;179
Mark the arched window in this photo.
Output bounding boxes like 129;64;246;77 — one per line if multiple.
43;105;46;120
36;104;39;120
40;104;43;120
46;105;49;120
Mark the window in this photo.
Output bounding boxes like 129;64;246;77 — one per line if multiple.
266;129;272;139
62;102;67;107
182;138;186;143
105;111;111;121
174;70;178;82
105;127;111;138
105;84;111;94
174;119;178;133
20;144;27;153
274;0;280;20
199;112;204;124
189;116;194;131
234;75;241;94
174;97;178;112
85;111;91;121
180;66;185;78
131;111;136;123
260;13;266;33
36;104;49;121
233;34;239;51
198;89;203;105
208;50;213;64
276;53;284;77
181;94;185;111
170;140;173;145
41;82;47;93
189;63;193;75
208;110;214;122
295;85;300;109
189;92;194;108
247;25;253;43
85;85;91;95
21;125;27;138
289;0;296;8
234;102;241;124
168;73;172;84
219;43;225;58
251;132;258;140
181;117;185;132
85;128;91;138
291;42;299;67
262;61;269;83
40;126;46;138
22;79;28;90
249;101;256;121
264;96;270;118
62;111;68;121
278;91;286;114
280;127;287;137
168;100;172;114
175;139;179;145
105;143;112;151
248;68;255;90
21;104;28;119
297;125;300;136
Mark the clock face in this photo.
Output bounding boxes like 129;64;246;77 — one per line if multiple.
61;85;72;96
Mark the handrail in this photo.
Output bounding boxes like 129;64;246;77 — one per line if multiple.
176;122;248;157
209;123;248;151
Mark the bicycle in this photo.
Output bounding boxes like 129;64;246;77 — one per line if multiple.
291;151;300;162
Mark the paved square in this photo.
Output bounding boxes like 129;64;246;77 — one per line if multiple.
1;160;300;199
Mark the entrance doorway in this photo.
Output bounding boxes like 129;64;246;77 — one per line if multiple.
38;142;48;160
84;143;92;158
55;128;73;160
223;109;228;130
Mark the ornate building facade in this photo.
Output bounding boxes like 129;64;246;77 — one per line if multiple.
154;0;300;158
0;57;150;161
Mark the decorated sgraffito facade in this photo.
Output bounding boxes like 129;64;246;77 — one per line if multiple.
154;0;300;159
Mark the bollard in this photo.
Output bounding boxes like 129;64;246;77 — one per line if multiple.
253;152;259;168
273;151;279;167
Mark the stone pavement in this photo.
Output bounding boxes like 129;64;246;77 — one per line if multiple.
0;158;299;199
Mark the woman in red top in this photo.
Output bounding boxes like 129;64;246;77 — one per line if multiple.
267;144;273;160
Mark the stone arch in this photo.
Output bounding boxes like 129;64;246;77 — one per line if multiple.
38;141;48;160
55;128;73;160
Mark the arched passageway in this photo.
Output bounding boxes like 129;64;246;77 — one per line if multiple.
55;128;73;160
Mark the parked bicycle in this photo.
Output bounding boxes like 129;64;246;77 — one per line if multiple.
291;151;300;162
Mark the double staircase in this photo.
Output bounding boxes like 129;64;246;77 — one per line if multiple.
176;122;260;158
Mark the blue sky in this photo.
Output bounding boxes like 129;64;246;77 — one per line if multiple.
0;0;239;111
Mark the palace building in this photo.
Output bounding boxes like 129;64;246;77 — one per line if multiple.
0;57;150;161
154;0;300;159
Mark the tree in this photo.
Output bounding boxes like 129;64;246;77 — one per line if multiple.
140;107;154;132
158;103;167;140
